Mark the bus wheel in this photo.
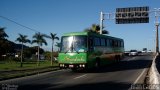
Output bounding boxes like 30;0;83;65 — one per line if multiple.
84;64;88;71
118;55;121;62
115;55;121;62
115;55;119;62
95;58;100;68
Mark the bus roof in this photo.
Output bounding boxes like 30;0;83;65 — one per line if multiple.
63;32;89;36
63;32;123;41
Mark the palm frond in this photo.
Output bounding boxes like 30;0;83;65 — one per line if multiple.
0;27;8;39
32;32;48;46
16;33;30;43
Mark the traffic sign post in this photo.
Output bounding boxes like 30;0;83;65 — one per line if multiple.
99;12;114;34
100;12;104;34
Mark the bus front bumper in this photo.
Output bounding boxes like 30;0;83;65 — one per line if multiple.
59;63;86;69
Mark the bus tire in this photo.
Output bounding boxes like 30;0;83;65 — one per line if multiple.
84;64;89;71
118;55;121;62
116;55;121;62
95;58;100;68
115;55;119;62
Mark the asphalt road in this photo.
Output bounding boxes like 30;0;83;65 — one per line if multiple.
0;53;153;90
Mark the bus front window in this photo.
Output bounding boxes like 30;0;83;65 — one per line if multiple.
73;36;87;53
61;36;87;53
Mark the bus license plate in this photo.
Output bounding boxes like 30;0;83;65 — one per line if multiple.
69;65;74;68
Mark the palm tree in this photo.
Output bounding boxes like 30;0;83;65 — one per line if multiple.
55;42;61;52
0;27;9;58
84;24;109;34
84;24;100;33
45;33;59;66
91;24;100;33
0;27;8;39
16;34;31;67
32;32;47;66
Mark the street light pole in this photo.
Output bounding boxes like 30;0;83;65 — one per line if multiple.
156;23;159;53
155;8;160;54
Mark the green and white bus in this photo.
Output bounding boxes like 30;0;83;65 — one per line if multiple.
58;32;124;71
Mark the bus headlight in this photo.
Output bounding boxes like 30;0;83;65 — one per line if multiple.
79;64;85;67
82;64;85;67
60;64;64;67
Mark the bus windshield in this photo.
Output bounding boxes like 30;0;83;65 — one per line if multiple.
60;36;87;53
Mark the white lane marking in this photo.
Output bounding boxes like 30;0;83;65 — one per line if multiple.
74;74;87;79
56;74;87;84
133;68;147;84
123;56;137;61
129;57;138;61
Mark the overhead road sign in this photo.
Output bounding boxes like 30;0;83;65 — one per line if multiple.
115;6;149;24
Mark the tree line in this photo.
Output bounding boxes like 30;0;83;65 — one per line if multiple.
0;27;59;67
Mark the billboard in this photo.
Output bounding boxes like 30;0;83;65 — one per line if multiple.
115;6;149;24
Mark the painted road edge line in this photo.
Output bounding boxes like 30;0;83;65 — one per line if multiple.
74;74;87;79
128;68;147;90
133;68;147;84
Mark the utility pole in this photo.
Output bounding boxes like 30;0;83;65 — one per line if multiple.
154;8;160;54
100;11;104;34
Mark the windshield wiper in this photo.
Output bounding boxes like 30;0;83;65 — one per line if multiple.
64;42;79;54
73;47;79;54
65;48;71;54
64;48;79;54
64;47;79;54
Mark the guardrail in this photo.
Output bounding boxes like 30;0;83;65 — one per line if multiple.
149;53;160;90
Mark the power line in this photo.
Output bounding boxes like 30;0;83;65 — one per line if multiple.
0;15;40;33
0;15;57;43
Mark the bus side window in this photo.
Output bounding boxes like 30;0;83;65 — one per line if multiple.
118;41;120;47
115;40;118;47
101;38;105;46
105;39;108;47
121;41;124;47
106;39;110;47
112;40;115;47
94;37;100;46
109;39;112;47
89;37;94;51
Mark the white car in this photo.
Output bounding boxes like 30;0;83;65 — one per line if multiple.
142;50;147;53
129;50;138;56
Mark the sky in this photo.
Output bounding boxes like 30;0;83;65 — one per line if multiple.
0;0;160;51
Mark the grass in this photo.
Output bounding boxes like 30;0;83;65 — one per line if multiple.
0;60;58;71
0;60;59;80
